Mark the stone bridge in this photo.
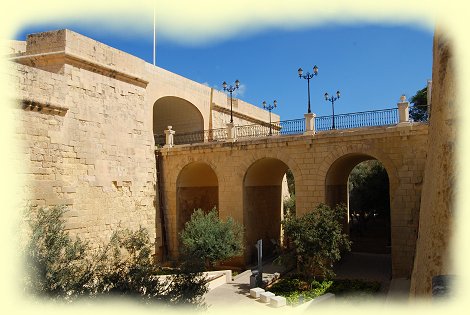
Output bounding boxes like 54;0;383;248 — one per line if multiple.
157;122;428;278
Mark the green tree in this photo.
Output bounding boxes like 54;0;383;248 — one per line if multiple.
409;86;429;122
23;205;208;306
349;160;390;224
286;169;295;195
283;195;296;218
179;208;244;270
279;204;351;280
24;205;94;299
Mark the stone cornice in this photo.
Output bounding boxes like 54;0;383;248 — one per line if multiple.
9;50;149;88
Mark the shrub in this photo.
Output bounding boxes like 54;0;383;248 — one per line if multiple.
23;205;208;306
179;208;244;270
279;203;351;280
269;277;333;305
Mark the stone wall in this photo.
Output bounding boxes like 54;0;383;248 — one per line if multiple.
8;28;275;253
9;30;157;246
409;30;456;296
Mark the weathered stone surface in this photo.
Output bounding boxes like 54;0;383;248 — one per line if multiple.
409;29;456;297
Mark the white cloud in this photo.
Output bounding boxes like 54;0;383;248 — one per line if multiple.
234;84;246;98
7;0;436;46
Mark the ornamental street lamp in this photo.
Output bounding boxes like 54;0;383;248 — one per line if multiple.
298;65;318;114
262;100;277;135
222;79;240;124
324;90;341;129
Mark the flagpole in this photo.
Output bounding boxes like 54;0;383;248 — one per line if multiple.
153;4;156;66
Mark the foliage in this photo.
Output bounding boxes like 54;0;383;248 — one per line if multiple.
409;86;429;122
283;169;296;217
286;169;295;195
283;194;296;217
269;278;332;305
349;160;390;223
24;205;94;299
279;204;351;280
269;276;380;305
327;279;381;296
23;205;208;306
179;208;244;270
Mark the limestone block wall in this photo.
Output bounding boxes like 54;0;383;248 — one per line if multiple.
10;59;157;247
158;123;428;276
5;40;26;54
410;30;456;296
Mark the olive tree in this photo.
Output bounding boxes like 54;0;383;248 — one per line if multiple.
280;203;351;280
179;208;244;270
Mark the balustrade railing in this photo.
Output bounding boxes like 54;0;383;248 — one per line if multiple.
154;107;427;146
154;128;227;146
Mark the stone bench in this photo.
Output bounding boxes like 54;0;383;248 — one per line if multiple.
259;291;275;303
270;295;287;307
249;287;265;298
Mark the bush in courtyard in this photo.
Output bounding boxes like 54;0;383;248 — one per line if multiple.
23;205;208;306
279;203;351;280
179;208;244;270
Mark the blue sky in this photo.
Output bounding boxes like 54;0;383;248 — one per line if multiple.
15;22;433;121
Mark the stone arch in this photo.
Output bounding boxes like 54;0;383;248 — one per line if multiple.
153;96;204;140
176;161;219;234
242;155;294;263
320;144;397;273
319;143;399;200
237;150;303;188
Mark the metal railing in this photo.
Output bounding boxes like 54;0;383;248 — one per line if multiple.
277;118;305;135
316;108;399;131
154;107;428;146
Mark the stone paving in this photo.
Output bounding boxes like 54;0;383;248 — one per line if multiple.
204;252;410;311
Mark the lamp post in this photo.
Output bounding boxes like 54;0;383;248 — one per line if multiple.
262;100;277;135
222;79;240;124
324;90;341;129
298;65;318;114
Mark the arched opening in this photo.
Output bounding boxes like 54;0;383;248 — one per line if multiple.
325;154;391;254
243;158;294;264
325;154;392;281
153;96;204;144
176;162;218;234
348;160;391;254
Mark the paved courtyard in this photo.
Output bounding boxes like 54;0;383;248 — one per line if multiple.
204;252;410;311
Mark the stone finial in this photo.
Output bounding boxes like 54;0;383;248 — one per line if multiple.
397;95;410;123
164;126;175;148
